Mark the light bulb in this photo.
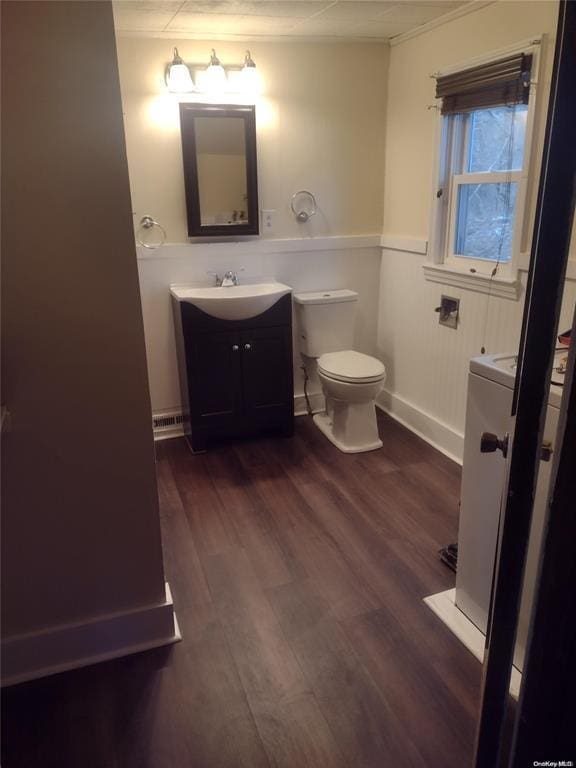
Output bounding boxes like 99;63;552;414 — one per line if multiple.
166;47;194;93
204;48;227;93
241;50;261;95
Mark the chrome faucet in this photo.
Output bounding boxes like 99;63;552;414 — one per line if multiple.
207;269;243;287
221;270;239;287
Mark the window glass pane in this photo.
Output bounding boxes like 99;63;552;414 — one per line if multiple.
455;182;518;262
467;105;528;173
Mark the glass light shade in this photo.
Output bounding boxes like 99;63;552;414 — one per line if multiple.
167;62;194;93
241;64;261;95
204;62;227;93
240;50;261;95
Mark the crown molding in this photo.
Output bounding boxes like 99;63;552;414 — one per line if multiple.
389;1;495;47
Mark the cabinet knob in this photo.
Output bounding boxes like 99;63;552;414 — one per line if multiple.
244;343;252;351
232;344;239;352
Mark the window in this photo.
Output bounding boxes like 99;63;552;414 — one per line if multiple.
428;45;539;291
447;104;527;266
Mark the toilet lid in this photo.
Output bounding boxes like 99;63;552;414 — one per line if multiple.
318;350;386;383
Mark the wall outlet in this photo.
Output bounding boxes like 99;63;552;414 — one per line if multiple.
261;209;275;233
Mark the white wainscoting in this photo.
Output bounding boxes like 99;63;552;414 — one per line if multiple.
376;392;464;464
380;235;428;254
136;235;381;261
137;232;575;459
377;235;576;461
137;236;382;416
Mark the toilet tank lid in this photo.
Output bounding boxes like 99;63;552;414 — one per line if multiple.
293;289;358;305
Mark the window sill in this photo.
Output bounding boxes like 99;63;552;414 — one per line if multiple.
422;262;522;300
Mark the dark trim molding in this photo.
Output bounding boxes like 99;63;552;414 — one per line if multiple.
474;2;576;765
511;303;576;763
179;103;259;238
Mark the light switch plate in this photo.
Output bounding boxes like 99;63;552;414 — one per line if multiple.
261;209;275;233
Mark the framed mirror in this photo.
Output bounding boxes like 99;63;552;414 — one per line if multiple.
179;103;259;237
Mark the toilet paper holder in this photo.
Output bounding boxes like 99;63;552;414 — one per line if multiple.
435;295;459;329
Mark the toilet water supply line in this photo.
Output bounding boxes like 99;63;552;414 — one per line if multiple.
300;356;314;416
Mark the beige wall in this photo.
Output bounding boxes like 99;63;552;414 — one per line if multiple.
115;35;388;415
377;1;573;459
114;6;574;453
1;1;166;637
116;37;389;240
382;1;557;240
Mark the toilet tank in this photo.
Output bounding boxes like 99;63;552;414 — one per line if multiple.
293;289;358;357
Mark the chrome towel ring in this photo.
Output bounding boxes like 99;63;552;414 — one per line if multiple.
291;190;317;223
137;215;166;248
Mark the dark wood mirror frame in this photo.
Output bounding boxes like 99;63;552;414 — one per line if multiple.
179;103;259;238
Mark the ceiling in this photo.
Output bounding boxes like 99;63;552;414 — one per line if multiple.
113;0;471;42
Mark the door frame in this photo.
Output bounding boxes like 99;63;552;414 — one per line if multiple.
474;1;576;765
510;302;576;764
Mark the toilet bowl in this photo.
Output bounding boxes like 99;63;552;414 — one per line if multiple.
314;350;386;453
293;289;386;453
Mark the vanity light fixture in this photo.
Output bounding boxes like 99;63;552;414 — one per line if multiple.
204;48;227;93
165;48;260;95
166;47;194;93
241;50;261;94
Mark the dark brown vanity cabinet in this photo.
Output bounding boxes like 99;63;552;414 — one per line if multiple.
172;294;294;452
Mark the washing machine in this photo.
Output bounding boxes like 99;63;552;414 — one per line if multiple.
456;350;566;671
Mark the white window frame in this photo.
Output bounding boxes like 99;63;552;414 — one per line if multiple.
425;38;543;298
447;171;524;271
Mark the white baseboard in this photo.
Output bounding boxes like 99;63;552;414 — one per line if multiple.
424;588;521;699
154;424;185;441
377;389;464;464
153;396;324;438
152;392;463;462
153;409;185;441
2;583;181;687
294;391;325;417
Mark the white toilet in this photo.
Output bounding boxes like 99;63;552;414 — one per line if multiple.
294;289;386;453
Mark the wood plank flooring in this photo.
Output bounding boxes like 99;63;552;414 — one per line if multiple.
2;412;481;767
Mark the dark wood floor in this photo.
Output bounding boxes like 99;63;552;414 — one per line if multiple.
2;412;481;767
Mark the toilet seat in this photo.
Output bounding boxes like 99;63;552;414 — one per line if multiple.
318;350;385;384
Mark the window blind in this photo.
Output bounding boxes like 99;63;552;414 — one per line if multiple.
436;53;533;115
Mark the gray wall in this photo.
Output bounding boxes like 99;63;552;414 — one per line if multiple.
1;0;166;637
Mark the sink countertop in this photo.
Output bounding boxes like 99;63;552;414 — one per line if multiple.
170;281;292;321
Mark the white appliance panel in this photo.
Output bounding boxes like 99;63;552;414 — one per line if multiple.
456;373;511;634
514;403;559;669
456;357;560;671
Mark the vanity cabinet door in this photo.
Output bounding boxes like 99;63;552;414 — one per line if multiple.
175;294;294;451
188;330;242;422
240;326;293;425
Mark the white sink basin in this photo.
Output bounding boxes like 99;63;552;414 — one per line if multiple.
170;282;292;321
